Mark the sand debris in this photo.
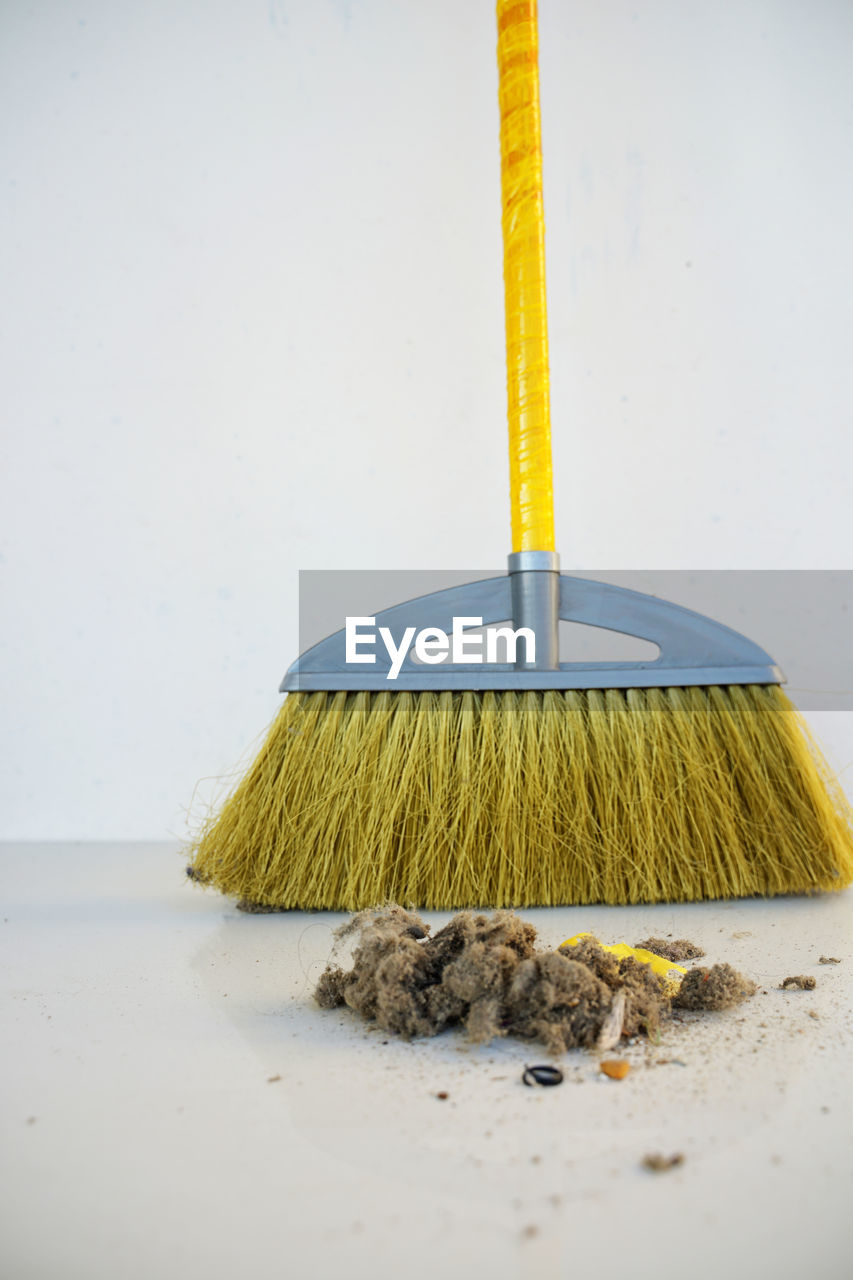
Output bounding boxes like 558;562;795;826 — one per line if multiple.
642;1152;684;1172
673;964;758;1010
781;975;816;991
634;937;705;961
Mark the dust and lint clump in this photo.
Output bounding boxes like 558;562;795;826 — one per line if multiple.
315;906;757;1054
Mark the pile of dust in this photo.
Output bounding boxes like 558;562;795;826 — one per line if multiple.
314;906;755;1054
673;964;758;1010
781;974;816;991
634;937;705;961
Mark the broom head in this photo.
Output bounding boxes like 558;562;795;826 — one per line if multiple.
188;575;853;908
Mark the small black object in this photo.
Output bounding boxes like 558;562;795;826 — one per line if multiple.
522;1064;564;1087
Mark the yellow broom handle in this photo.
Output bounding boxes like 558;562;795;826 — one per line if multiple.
497;0;554;554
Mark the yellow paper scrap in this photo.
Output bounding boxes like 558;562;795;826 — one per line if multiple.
561;932;687;997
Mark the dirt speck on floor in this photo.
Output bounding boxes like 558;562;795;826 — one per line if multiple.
600;1059;631;1080
522;1064;564;1087
642;1152;684;1172
818;956;841;965
634;937;705;961
781;975;816;990
673;964;758;1010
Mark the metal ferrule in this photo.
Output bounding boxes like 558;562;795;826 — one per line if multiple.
507;551;560;671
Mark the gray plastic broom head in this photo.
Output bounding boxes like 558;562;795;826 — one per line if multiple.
281;554;784;693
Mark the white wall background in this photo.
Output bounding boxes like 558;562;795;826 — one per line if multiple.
2;0;852;840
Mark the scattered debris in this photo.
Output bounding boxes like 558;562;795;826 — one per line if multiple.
521;1225;540;1240
600;1059;631;1080
435;1091;449;1100
185;864;208;883
808;1010;820;1020
673;964;757;1010
818;956;841;965
642;1152;684;1172
235;898;278;914
781;975;816;991
522;1064;564;1088
266;1074;281;1083
556;935;669;1039
314;906;757;1054
634;938;705;961
596;988;627;1051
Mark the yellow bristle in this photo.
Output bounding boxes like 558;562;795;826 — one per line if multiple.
187;684;853;910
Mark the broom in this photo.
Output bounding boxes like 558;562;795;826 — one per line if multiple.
187;0;853;910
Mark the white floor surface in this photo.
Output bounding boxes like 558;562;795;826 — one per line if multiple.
1;842;851;1280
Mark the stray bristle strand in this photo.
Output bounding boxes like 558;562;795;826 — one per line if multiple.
188;685;853;909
